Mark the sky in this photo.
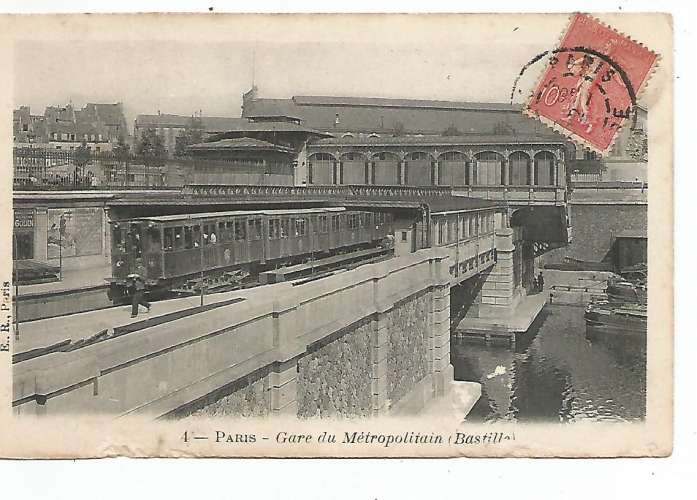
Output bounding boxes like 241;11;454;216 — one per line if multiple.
11;13;657;131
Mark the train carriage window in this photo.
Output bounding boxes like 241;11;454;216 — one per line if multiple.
234;220;246;241
248;219;262;240
294;218;307;237
269;219;280;239
218;222;226;242
184;226;193;249
192;225;201;247
202;224;211;245
319;215;328;234
148;226;162;252
113;227;125;253
174;227;183;249
164;227;174;251
469;216;476;236
281;219;289;238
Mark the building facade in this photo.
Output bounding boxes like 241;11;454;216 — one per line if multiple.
14;103;129;153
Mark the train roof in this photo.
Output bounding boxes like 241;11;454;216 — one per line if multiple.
128;207;347;223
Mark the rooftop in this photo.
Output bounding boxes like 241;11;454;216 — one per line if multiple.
187;137;295;154
242;92;567;139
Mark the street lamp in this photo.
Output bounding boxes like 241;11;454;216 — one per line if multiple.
58;211;72;281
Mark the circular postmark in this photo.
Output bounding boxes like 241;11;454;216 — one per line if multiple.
511;46;639;149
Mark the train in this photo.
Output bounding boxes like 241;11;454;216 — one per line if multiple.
107;207;394;302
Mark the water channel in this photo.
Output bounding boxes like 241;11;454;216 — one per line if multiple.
452;304;646;423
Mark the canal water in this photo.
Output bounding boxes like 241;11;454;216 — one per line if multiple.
452;304;646;423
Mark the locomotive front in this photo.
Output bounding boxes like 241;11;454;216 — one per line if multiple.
107;220;151;303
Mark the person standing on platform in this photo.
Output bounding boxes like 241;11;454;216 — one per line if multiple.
128;273;151;318
537;271;545;292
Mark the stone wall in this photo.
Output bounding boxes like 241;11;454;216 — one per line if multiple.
385;293;430;404
189;371;271;418
296;319;373;418
543;203;647;265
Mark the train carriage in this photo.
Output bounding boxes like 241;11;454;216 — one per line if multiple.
107;207;393;302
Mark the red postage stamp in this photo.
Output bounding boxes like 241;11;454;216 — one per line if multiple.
525;13;659;155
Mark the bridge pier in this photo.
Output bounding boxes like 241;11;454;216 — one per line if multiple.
454;227;545;343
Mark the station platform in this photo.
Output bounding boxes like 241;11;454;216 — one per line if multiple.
15;264;113;322
17;264;110;296
13;284;273;357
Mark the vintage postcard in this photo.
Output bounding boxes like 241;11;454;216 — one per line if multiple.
0;12;673;458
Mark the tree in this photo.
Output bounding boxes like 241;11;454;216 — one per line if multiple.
175;116;204;157
135;128;166;187
442;124;462;137
113;137;131;186
73;141;91;187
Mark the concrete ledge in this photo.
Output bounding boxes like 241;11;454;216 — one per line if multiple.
456;292;547;335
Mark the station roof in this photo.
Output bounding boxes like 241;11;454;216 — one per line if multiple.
187;137;295;154
242;93;569;140
133;207;346;223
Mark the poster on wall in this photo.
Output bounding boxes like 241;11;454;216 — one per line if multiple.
47;207;103;259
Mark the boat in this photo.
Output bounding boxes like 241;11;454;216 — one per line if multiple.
584;299;647;335
584;270;647;335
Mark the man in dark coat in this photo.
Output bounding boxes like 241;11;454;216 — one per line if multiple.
128;273;151;318
537;271;545;292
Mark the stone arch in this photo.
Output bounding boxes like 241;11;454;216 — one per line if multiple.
339;151;366;185
307;152;338;185
508;151;531;186
534;150;556;186
438;151;468;186
474;150;505;186
370;151;401;185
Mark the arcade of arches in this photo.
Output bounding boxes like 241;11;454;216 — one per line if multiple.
306;147;564;187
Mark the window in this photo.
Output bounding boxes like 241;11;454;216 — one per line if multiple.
331;215;340;232
174;227;183;249
234;220;247;241
280;219;289;238
218;222;226;242
319;215;328;234
164;228;174;251
184;226;193;249
148;226;162;252
269;219;280;239
295;218;307;237
248;219;262;240
401;231;408;242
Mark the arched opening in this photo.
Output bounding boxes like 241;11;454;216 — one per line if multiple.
474;151;504;186
534;151;556;186
371;151;401;185
509;151;530;185
307;152;336;185
439;151;467;186
404;151;433;186
339;152;365;185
